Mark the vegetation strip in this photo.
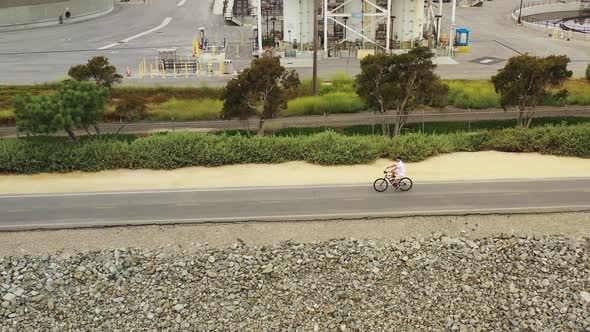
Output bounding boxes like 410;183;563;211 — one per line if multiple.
1;124;589;174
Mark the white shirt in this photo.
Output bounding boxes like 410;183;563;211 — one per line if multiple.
396;160;406;176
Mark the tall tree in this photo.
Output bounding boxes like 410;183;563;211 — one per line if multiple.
13;80;109;142
492;54;572;128
221;57;300;135
68;56;123;88
356;47;448;136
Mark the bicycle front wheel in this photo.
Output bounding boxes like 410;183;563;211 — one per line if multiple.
398;177;413;191
373;178;389;192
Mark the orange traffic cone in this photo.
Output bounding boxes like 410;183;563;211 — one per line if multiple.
126;66;132;77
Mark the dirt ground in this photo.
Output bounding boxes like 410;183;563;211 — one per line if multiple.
1;212;590;256
1;151;590;194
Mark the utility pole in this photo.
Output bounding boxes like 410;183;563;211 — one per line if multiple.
517;0;524;24
313;0;319;95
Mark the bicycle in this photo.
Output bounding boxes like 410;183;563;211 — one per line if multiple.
373;170;413;192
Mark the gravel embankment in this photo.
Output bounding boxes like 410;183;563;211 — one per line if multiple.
2;235;590;331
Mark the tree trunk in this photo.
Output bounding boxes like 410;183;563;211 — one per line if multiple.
65;127;79;143
380;107;390;137
257;118;265;136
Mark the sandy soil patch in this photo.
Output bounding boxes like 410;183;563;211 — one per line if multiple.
1;151;590;194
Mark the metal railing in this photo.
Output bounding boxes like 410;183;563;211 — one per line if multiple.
514;0;586;11
1;108;588;138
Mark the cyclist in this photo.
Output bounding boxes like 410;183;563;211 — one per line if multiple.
385;155;406;187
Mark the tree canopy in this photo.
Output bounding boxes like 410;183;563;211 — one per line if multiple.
221;56;300;135
68;56;123;88
355;47;448;136
492;54;572;128
13;80;109;142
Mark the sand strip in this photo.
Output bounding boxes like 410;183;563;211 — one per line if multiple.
1;151;590;194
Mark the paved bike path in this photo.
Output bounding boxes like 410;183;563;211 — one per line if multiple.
1;178;590;231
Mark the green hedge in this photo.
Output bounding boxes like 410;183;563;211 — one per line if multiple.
1;124;590;174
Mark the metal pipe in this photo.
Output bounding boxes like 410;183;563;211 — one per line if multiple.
438;0;443;44
324;0;328;57
450;0;457;49
386;0;392;51
257;0;263;55
313;0;319;95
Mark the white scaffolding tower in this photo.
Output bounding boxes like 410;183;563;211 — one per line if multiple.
255;0;393;54
324;0;393;54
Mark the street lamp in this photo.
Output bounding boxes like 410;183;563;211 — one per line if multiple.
435;14;442;46
343;16;348;40
271;17;277;46
390;16;396;49
265;9;270;37
517;0;524;24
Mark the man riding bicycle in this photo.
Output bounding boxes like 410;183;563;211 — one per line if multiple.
385;155;406;187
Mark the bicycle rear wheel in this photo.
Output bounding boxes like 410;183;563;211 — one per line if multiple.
398;177;413;191
373;178;389;192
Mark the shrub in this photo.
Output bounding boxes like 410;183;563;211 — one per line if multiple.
302;131;376;165
2;124;590;174
586;64;590;81
147;98;222;121
282;92;365;117
0;110;15;126
115;95;148;121
446;80;501;109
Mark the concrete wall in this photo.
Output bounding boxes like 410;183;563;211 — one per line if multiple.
0;0;114;30
284;0;314;45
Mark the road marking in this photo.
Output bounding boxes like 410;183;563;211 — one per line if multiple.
1;178;589;199
343;198;365;201
95;206;115;209
259;201;281;204
177;0;187;7
98;42;121;50
98;17;173;50
3;204;590;231
176;203;200;207
7;209;31;212
479;59;493;64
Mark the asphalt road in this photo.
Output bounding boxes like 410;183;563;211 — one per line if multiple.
1;178;590;231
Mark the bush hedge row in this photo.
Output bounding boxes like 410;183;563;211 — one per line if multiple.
1;124;589;174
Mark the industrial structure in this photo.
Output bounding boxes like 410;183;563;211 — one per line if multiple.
223;0;462;56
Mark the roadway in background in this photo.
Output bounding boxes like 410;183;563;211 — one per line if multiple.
0;0;588;85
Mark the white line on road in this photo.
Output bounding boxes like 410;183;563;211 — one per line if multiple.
98;42;121;50
177;0;187;7
98;17;173;50
3;204;590;231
